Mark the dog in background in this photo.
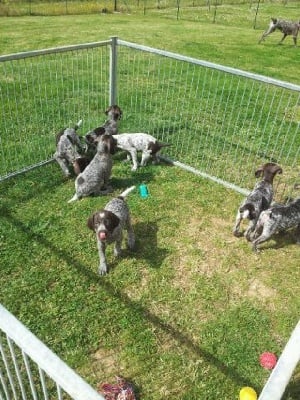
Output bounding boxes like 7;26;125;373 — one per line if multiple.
259;18;300;45
87;186;136;275
68;134;117;203
252;197;300;252
233;162;283;240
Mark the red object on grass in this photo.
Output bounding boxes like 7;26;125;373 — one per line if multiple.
99;376;136;400
259;352;277;369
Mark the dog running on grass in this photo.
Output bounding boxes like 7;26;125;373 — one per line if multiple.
259;18;300;46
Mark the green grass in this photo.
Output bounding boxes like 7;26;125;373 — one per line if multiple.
1;161;300;399
0;2;299;84
1;4;300;400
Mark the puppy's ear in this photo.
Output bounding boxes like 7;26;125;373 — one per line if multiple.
94;127;105;136
275;166;283;175
55;129;65;145
255;167;263;178
87;214;95;230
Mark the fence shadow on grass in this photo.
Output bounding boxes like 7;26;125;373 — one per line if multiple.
0;201;256;393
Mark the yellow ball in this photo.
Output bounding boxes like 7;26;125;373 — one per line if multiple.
239;386;257;400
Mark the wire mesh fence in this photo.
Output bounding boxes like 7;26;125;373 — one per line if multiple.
0;0;298;28
0;304;104;400
0;37;299;200
116;40;300;200
0;41;111;179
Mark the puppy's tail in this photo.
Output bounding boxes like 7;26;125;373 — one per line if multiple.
118;185;136;200
68;193;79;203
75;119;83;131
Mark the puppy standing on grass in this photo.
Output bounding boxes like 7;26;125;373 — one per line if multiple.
233;162;283;240
54;119;86;177
87;186;136;275
86;129;170;172
259;18;300;45
68;134;117;203
252;197;300;252
113;133;171;171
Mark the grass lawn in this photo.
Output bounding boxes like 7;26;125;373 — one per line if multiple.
0;2;299;84
1;159;300;399
1;4;300;399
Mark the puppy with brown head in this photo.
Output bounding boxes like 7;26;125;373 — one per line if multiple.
87;186;136;275
233;162;283;240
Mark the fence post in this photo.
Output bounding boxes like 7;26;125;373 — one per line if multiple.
109;36;118;106
0;304;104;400
258;320;300;399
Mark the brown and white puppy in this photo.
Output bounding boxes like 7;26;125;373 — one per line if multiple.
103;104;123;135
87;186;136;275
68;134;117;202
54;119;85;177
112;133;171;171
252;197;300;252
233;162;283;240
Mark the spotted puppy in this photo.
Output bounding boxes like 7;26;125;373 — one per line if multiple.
233;162;283;240
84;105;122;159
68;134;117;202
85;105;122;141
252;197;300;252
103;104;122;135
113;133;170;171
54;119;87;177
87;186;136;275
259;18;300;45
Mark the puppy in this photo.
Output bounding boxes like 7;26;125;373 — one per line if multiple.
85;105;122;141
87;186;136;275
252;197;300;252
113;133;170;171
233;162;283;240
103;104;122;135
54;120;86;177
83;105;122;160
68;134;117;203
259;18;300;45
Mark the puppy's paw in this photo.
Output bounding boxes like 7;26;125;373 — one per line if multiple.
99;264;108;275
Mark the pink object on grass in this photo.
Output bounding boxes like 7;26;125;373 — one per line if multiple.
259;352;277;369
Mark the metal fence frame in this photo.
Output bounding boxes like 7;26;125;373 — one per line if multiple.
0;304;104;400
1;37;300;399
1;36;299;198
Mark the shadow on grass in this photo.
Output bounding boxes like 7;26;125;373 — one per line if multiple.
256;230;299;252
1;202;256;392
283;376;300;400
116;220;169;269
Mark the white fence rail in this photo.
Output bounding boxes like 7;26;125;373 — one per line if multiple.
1;37;300;399
0;304;104;400
258;320;300;400
0;37;299;200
